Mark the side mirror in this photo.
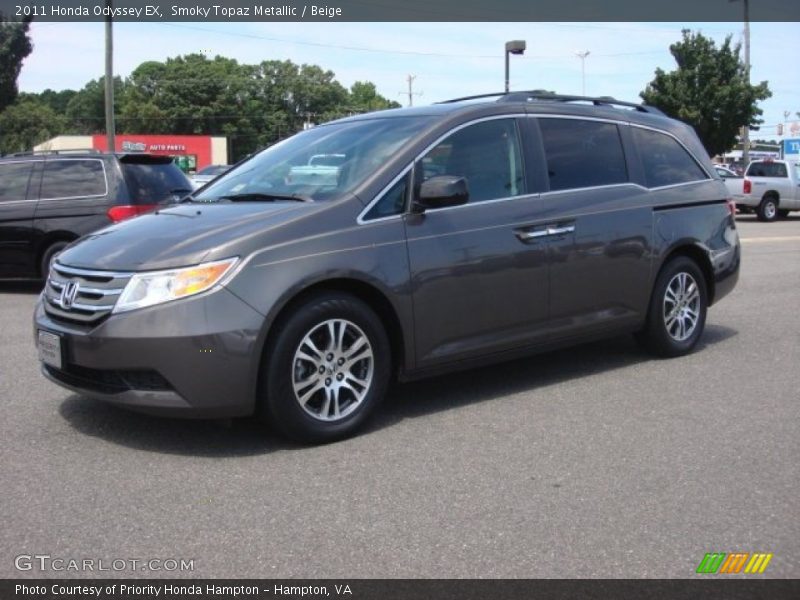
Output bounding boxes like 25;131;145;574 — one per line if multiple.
413;176;469;212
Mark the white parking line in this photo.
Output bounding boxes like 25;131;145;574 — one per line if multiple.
740;236;800;243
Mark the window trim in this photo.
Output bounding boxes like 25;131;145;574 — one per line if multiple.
356;113;715;224
37;158;109;202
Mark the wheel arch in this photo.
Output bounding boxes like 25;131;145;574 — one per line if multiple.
656;243;716;306
255;277;408;397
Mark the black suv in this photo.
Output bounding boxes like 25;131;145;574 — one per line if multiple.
0;151;193;278
34;93;740;443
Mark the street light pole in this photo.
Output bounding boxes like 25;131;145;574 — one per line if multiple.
575;50;590;96
504;40;526;93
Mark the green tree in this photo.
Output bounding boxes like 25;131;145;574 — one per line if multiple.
0;12;33;112
640;29;771;157
65;76;126;133
0;97;68;154
349;81;401;113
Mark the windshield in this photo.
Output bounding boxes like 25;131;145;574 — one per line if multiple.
195;116;432;202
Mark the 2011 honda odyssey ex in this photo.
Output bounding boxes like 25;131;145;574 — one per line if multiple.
34;92;740;442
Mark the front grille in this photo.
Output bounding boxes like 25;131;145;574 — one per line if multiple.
44;364;173;394
43;263;132;325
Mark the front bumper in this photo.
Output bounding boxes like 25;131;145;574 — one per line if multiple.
34;287;266;418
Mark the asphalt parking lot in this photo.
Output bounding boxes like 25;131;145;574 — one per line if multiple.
1;215;798;579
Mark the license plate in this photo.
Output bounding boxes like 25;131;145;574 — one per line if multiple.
38;330;62;370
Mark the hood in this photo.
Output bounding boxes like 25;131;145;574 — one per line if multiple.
57;201;315;271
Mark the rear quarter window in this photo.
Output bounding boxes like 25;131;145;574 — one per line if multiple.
121;160;192;204
632;127;708;188
40;159;107;200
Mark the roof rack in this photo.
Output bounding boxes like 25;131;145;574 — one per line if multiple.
438;91;664;115
7;148;103;157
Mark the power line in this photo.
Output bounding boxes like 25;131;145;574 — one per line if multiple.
156;22;667;61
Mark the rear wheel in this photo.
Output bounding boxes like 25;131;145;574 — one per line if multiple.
637;256;708;357
260;292;391;443
756;195;779;222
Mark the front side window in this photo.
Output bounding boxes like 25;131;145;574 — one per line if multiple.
417;118;525;203
196;116;433;203
632;127;708;188
0;162;35;202
539;118;628;192
40;160;107;199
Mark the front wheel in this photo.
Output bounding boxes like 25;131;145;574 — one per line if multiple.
260;292;391;443
636;256;708;358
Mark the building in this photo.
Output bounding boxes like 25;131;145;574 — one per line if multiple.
34;134;228;173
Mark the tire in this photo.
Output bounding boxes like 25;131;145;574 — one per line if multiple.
636;256;708;358
756;195;779;222
778;209;790;218
259;292;391;443
39;241;70;279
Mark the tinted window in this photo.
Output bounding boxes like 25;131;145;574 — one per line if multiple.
418;119;525;203
538;118;628;191
632;127;708;188
122;160;193;204
746;162;788;178
364;173;408;221
40;160;107;200
0;161;35;202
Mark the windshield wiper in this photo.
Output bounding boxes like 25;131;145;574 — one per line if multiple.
172;188;196;203
217;192;312;203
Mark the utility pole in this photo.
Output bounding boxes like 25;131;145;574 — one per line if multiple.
104;2;115;153
575;50;590;96
400;75;422;107
731;0;750;164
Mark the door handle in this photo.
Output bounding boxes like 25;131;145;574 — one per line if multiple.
515;224;575;241
546;225;575;236
516;228;549;241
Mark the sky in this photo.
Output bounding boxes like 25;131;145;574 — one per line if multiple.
16;21;800;140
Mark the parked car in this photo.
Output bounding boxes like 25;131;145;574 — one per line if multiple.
0;151;193;278
191;164;230;189
714;165;745;203
34;92;740;442
738;159;800;221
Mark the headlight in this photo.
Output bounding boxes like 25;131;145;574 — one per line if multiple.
113;257;238;314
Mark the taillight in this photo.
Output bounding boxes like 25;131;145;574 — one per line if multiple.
107;204;158;223
743;179;752;194
727;198;737;217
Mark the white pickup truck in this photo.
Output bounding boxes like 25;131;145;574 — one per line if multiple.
738;159;800;221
